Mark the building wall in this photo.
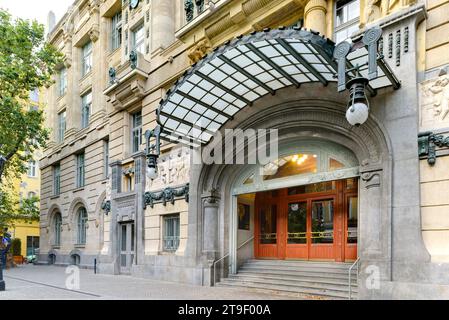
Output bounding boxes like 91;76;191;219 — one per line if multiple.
9;220;40;257
38;0;449;298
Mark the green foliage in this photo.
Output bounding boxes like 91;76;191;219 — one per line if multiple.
0;9;62;182
11;238;21;256
0;9;62;228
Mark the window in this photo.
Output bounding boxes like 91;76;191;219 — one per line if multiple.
76;153;85;188
58;67;67;96
27;160;37;177
54;164;61;196
57;110;66;143
163;214;180;252
81;91;92;128
132;24;145;54
334;0;360;44
131;111;142;153
26;236;40;256
54;212;62;246
27;191;36;199
77;207;88;245
111;11;122;50
82;41;92;76
104;140;109;178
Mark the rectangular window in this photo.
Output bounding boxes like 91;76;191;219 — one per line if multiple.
334;0;360;44
57;110;66;143
131;111;142;153
54;164;61;196
163;214;180;252
82;41;92;76
27;160;37;177
111;11;122;51
132;24;145;54
104;140;109;179
59;67;67;96
76;153;85;188
81;91;92;128
26;236;40;257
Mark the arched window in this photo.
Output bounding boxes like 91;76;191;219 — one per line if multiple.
54;213;62;246
77;207;88;245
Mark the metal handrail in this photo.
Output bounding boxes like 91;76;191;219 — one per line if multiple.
348;257;360;300
212;236;254;286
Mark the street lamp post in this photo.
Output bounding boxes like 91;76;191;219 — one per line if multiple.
144;126;161;180
0;154;6;291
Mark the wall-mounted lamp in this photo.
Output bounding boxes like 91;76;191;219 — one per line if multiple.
345;74;370;127
145;125;161;180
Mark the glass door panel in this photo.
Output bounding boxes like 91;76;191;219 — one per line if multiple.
311;200;334;244
259;204;277;244
287;202;307;244
347;196;358;243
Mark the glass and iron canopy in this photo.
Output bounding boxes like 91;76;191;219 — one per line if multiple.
157;27;400;146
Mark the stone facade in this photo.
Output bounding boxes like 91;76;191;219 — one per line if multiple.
39;0;449;299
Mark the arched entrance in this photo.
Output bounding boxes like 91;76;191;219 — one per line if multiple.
231;141;360;263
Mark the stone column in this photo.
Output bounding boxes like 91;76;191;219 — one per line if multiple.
151;0;175;55
304;0;327;36
132;152;146;265
202;197;219;260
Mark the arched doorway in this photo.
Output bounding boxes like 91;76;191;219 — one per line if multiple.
232;140;359;263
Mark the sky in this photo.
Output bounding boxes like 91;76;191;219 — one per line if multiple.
0;0;74;33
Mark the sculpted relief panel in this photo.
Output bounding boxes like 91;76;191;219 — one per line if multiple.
420;74;449;131
146;148;190;192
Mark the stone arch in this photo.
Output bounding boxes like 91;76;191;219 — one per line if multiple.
46;204;63;247
69;248;82;266
186;84;395;280
67;197;90;244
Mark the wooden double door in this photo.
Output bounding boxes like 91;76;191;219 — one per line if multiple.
254;179;358;262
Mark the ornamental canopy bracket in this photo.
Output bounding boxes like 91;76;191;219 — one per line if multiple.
157;27;401;146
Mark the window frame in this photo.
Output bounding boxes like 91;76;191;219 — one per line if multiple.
76;153;85;188
132;23;145;54
131;111;142;154
54;164;61;196
163;214;180;252
58;67;67;96
81;91;92;129
57;110;66;143
54;213;62;246
27;160;37;177
77;207;88;245
333;0;360;44
82;41;93;76
111;11;123;51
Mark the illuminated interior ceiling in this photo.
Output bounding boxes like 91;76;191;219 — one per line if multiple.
157;27;400;146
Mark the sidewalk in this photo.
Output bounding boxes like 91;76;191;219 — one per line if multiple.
0;264;298;300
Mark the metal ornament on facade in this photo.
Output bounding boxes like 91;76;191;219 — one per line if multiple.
145;125;161;180
418;131;449;165
144;183;190;208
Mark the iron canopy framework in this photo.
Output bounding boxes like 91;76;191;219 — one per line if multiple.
157;27;400;146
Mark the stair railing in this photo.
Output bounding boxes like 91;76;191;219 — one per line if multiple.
212;236;254;286
348;257;360;300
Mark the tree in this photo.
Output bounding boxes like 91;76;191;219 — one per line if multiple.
0;10;62;227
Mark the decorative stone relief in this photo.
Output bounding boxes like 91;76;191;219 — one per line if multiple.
188;40;211;64
364;0;382;24
361;171;381;189
419;74;449;130
146;148;190;192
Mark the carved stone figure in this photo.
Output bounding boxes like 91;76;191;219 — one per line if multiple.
428;77;449;121
364;0;381;24
188;40;211;64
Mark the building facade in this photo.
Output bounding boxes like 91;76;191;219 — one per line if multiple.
39;0;449;299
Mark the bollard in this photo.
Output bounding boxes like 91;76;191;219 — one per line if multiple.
94;258;97;274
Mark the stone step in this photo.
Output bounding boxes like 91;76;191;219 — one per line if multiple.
246;259;354;270
224;276;357;293
240;265;356;276
216;280;355;300
231;272;357;287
